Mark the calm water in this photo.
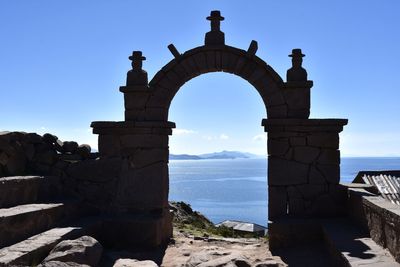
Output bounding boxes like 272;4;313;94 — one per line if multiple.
169;157;400;227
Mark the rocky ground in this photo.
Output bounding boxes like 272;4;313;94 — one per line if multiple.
160;228;285;267
37;202;287;267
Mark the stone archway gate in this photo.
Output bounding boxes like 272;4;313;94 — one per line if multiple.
91;11;347;248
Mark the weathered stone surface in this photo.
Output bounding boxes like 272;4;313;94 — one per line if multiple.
296;184;327;200
113;259;158;267
289;137;306;146
309;166;326;184
317;149;340;165
115;161;168;210
317;164;340;184
268;158;309;186
269;186;288;218
293;146;320;164
43;236;103;266
267;138;289;156
98;135;121;157
307;133;339;148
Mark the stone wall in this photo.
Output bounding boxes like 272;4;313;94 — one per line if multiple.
0;131;97;178
264;119;348;219
348;188;400;262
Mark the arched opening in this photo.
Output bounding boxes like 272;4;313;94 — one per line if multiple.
168;72;268;228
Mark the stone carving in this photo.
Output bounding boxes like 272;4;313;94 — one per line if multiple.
286;48;307;82
205;10;225;45
126;51;148;86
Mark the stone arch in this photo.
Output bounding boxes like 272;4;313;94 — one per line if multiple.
91;10;348;250
145;45;286;121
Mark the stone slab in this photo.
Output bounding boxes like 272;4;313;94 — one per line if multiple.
0;226;86;267
0;201;79;248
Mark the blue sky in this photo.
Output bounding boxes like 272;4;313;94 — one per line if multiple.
1;1;399;156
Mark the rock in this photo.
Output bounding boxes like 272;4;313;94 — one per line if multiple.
39;261;91;267
55;139;65;153
43;133;58;144
196;252;251;267
113;259;158;267
255;261;280;267
76;144;91;158
62;141;79;153
42;235;103;266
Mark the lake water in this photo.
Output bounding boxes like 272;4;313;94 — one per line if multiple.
169;157;400;227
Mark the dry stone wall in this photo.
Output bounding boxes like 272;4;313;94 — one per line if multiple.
0;131;97;178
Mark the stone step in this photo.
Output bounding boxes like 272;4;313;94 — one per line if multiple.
0;201;80;248
0;175;62;208
0;226;86;267
322;219;400;266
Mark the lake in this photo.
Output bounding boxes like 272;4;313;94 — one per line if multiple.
169;157;400;227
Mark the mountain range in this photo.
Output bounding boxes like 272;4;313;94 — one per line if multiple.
169;150;263;160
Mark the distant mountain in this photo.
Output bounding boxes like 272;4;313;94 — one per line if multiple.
169;154;202;160
170;150;263;160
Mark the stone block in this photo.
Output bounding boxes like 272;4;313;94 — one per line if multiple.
287;186;302;199
119;134;168;149
317;164;340;184
293;146;320;164
267;105;288;119
267;138;289;156
192;53;208;73
123;91;149;110
98;135;121;157
309;166;326;184
317;149;340;165
115;161;168;210
99;211;172;249
307;133;339;149
288;196;305;215
179;57;200;78
283;87;310;110
289;137;306;146
297;184;327;200
267;92;286;107
144;107;168;121
268;158;309;186
221;51;239;72
126;148;168;169
206;51;217;71
215;50;222;70
310;194;339;216
287;108;310;119
268;186;287;219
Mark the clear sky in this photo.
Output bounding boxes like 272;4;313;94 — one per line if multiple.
1;1;399;156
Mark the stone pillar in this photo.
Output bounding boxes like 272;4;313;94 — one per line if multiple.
263;118;348;249
89;51;175;248
264;118;348;220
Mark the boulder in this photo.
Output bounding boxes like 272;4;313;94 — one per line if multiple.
62;141;79;153
43;133;58;144
113;259;158;267
76;144;91;158
42;235;103;266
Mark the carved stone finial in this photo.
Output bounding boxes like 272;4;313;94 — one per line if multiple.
286;48;308;82
205;10;225;45
126;51;148;86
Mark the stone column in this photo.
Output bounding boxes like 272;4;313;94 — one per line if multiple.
264;118;348;249
89;51;175;248
264;118;348;220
